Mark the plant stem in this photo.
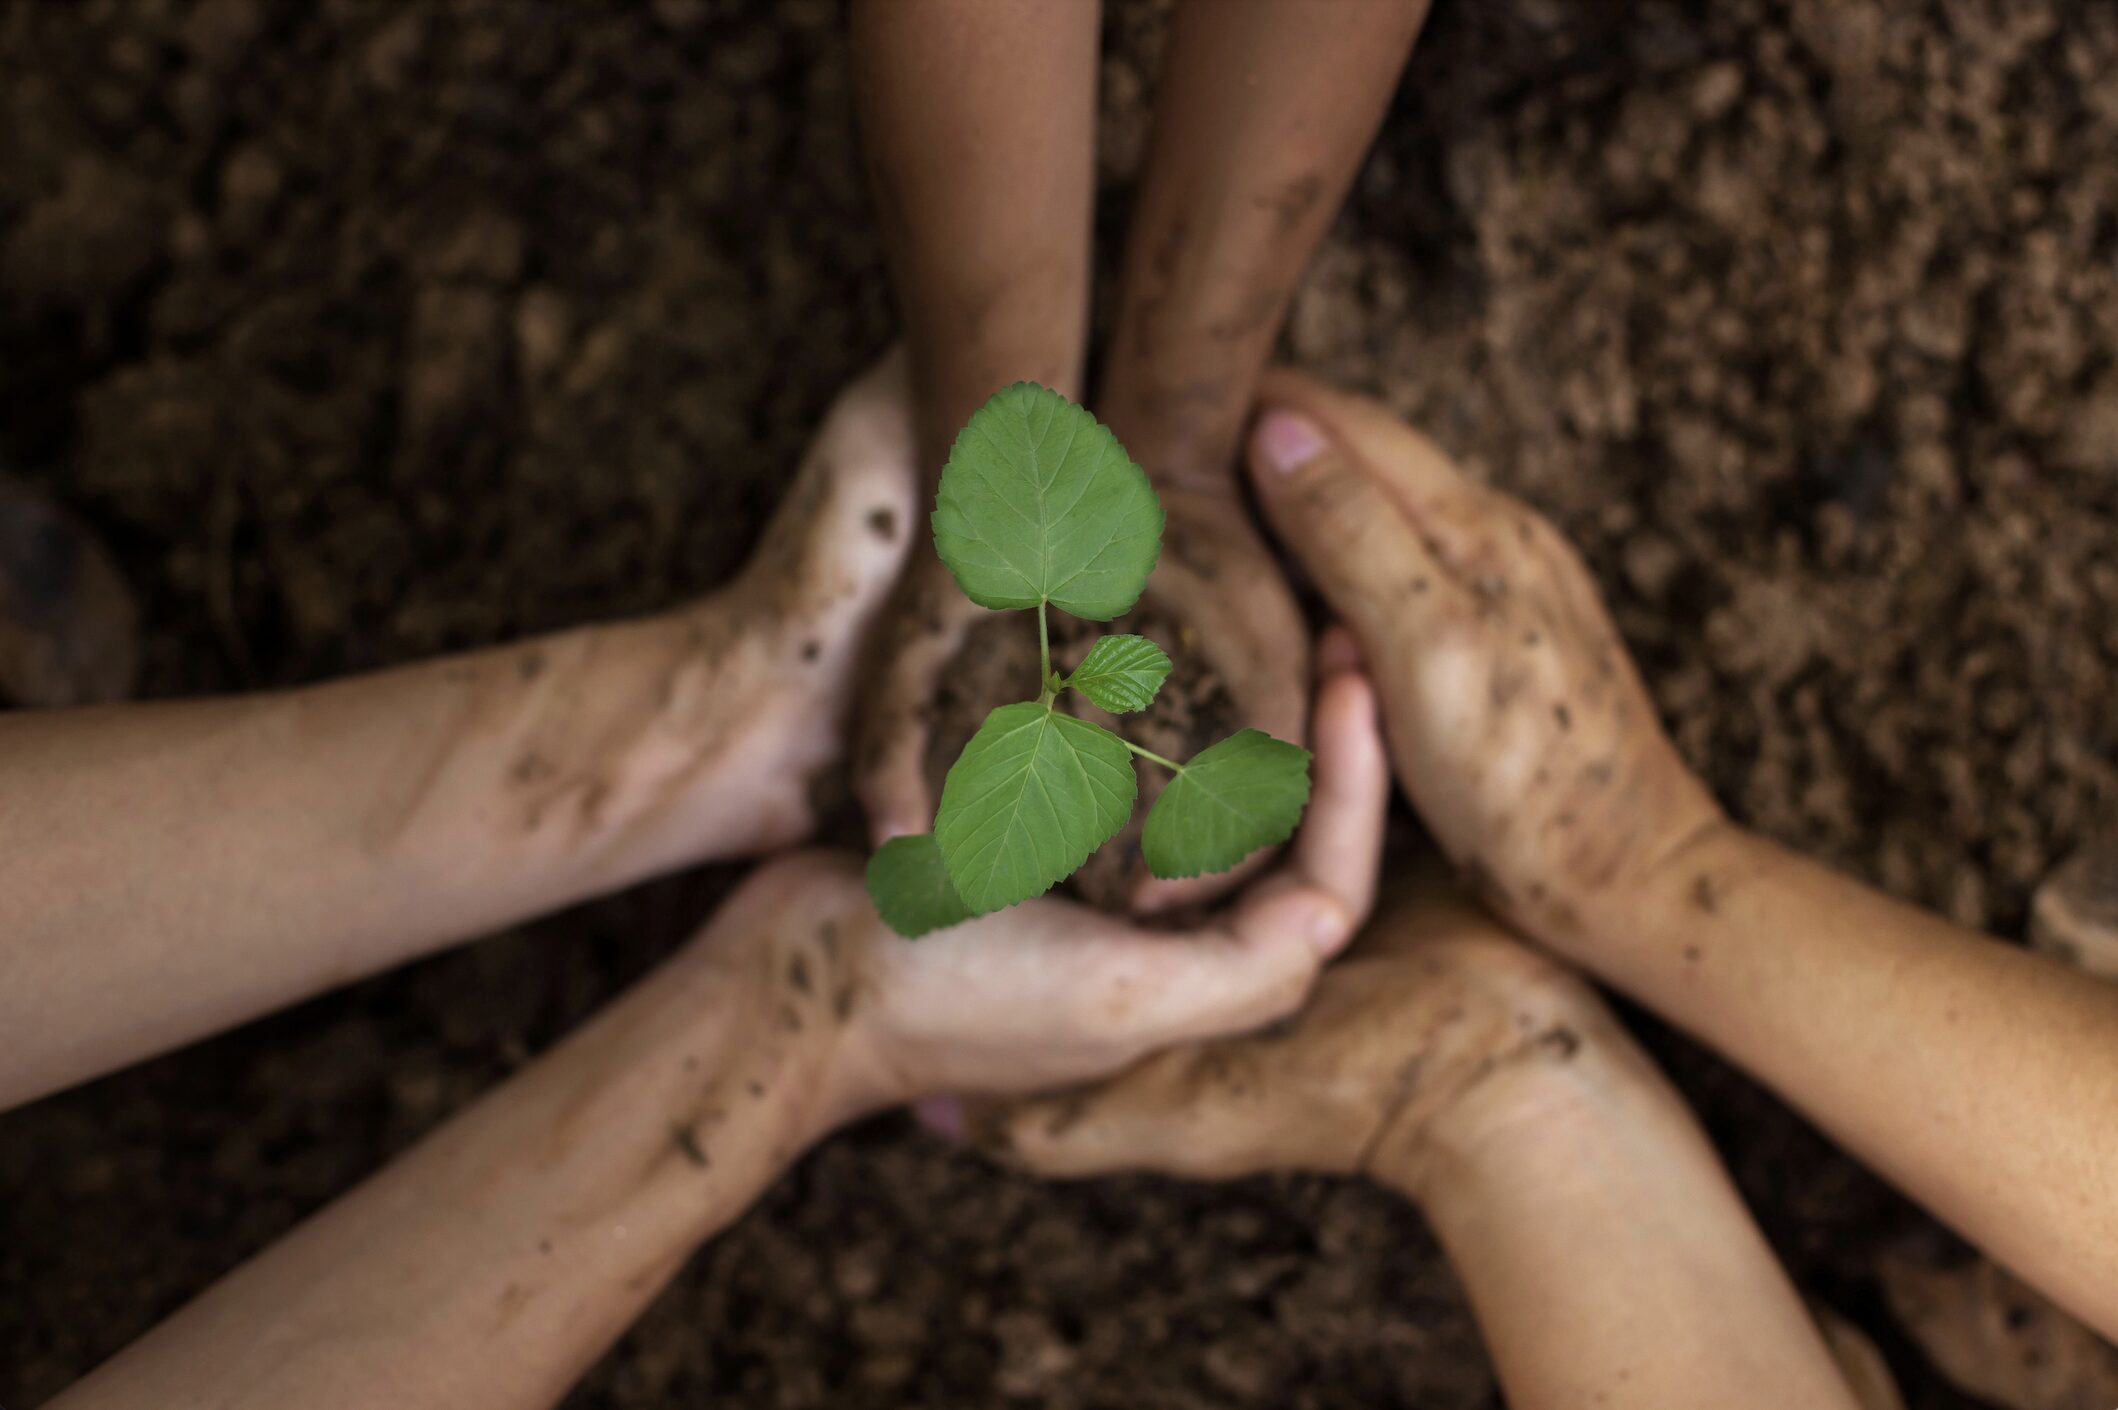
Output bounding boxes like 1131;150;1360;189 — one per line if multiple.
1036;601;1054;706
1118;737;1186;774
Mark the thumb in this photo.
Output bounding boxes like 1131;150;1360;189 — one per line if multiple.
996;1047;1264;1181
1246;407;1459;642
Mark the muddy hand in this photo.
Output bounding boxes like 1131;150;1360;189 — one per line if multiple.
806;663;1385;1131
1124;490;1313;913
998;869;1617;1188
1241;371;1724;956
851;548;992;846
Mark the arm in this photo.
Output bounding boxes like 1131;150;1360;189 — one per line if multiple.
1240;370;2118;1339
1102;0;1430;909
51;669;1387;1409
1002;870;1867;1410
847;0;1100;844
0;362;916;1110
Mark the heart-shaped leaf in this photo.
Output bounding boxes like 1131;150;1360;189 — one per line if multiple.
931;383;1162;620
1067;633;1171;715
936;701;1137;913
865;833;975;938
1141;730;1312;880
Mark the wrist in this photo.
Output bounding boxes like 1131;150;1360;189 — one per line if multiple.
1367;1008;1630;1210
1553;815;1757;986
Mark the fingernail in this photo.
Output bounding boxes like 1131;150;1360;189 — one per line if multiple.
1254;409;1327;476
914;1094;967;1143
1308;902;1353;957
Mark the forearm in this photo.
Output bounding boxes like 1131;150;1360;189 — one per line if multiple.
49;896;838;1410
1099;0;1427;490
0;594;814;1109
850;0;1097;469
1384;1017;1860;1410
1585;823;2118;1336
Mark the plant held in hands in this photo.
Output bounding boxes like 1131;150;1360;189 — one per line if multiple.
866;383;1312;937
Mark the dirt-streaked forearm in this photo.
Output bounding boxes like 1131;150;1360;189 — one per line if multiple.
1578;821;2118;1338
1375;1014;1862;1410
1098;0;1428;492
46;886;840;1410
850;0;1097;473
0;594;817;1110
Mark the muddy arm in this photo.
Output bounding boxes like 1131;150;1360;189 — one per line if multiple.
850;0;1097;470
0;365;916;1111
1003;875;1867;1410
1242;369;2118;1344
49;674;1387;1409
1089;0;1430;911
42;866;847;1410
1099;0;1431;493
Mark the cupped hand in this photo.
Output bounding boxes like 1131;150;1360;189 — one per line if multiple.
1239;371;1725;955
852;440;1311;922
1121;488;1313;913
733;663;1388;1142
994;869;1619;1192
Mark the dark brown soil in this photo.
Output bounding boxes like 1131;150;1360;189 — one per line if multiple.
4;1;2115;1406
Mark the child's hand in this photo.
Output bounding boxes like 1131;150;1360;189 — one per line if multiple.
993;869;1619;1193
851;478;1312;922
1123;487;1313;912
726;665;1386;1142
1241;370;1726;958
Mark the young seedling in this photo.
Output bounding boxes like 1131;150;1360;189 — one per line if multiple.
866;383;1312;937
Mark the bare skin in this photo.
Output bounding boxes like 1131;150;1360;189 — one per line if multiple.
0;357;918;1110
848;0;1098;845
48;669;1389;1410
1107;0;1431;909
851;0;1426;912
1240;370;2118;1341
1003;872;1866;1410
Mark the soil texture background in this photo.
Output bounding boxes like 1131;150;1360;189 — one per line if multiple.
4;1;2116;1406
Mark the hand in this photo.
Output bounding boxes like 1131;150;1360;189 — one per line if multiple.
723;663;1388;1143
993;868;1619;1194
851;547;993;847
851;462;1312;922
1239;370;1725;956
1123;487;1312;912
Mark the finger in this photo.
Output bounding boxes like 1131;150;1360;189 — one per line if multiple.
1128;845;1274;916
1284;667;1389;922
1245;404;1467;646
852;574;973;845
1110;665;1388;1033
1256;368;1505;561
854;671;939;845
999;1047;1251;1180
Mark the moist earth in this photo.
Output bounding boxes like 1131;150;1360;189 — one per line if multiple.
4;2;2116;1407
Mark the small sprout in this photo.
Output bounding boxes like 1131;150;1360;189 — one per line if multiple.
867;383;1311;936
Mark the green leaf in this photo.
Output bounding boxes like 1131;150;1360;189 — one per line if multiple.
865;834;975;938
931;383;1163;620
1142;730;1313;880
1066;633;1172;715
935;701;1137;913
